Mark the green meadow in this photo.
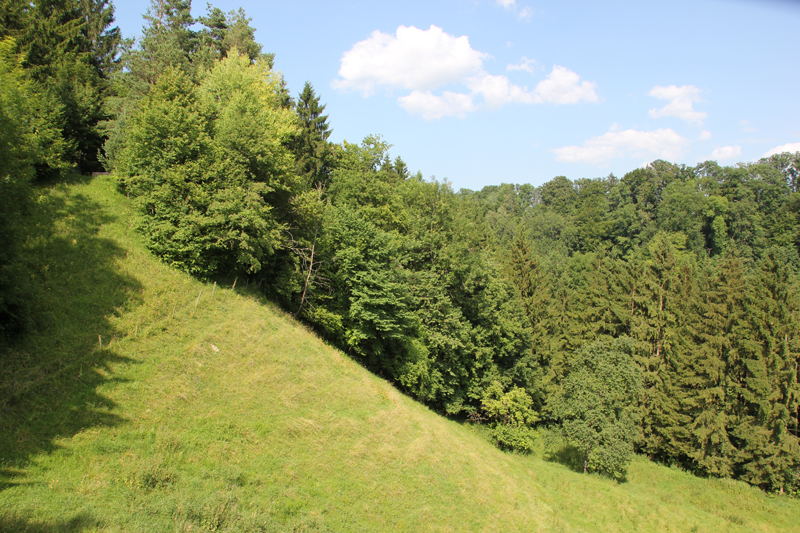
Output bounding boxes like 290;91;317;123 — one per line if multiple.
1;175;798;532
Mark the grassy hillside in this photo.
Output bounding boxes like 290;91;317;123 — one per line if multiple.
1;175;799;532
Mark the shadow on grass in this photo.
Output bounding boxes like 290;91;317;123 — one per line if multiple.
0;512;102;532
0;177;142;489
542;430;585;474
545;442;586;473
543;433;630;483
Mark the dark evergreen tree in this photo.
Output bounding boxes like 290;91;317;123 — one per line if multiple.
684;253;749;478
507;237;552;363
1;0;121;173
290;82;334;190
124;0;196;85
0;37;67;335
732;248;800;491
625;234;700;463
197;6;262;65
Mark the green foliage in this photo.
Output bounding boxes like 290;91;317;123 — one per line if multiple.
118;53;297;277
480;381;538;452
460;154;800;489
506;237;552;375
328;135;408;231
0;37;67;335
626;233;697;462
103;1;272;173
2;0;121;173
6;0;800;497
6;175;800;532
284;139;540;420
682;248;800;490
734;247;800;491
290;82;334;190
549;338;643;480
316;205;421;377
198;6;262;64
656;179;707;254
481;381;539;426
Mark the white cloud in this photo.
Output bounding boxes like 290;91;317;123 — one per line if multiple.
535;65;599;104
496;0;533;21
764;142;800;157
506;56;536;73
711;145;742;161
403;65;599;119
648;85;707;125
333;26;598;120
700;130;712;140
397;91;476;120
467;73;537;107
551;128;689;165
331;25;487;95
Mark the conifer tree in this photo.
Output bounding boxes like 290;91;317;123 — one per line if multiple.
538;256;581;400
628;233;691;461
197;6;262;65
0;37;68;334
291;81;334;190
507;236;552;356
572;252;629;342
733;248;800;491
1;0;120;173
125;0;196;84
684;253;747;478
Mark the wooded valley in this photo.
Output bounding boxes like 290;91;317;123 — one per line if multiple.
2;0;799;498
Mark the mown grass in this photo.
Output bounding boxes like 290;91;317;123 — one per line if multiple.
1;174;799;532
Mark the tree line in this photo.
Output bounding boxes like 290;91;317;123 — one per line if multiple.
1;0;798;492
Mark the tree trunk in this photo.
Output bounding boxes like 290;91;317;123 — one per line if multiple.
295;221;319;317
583;445;591;474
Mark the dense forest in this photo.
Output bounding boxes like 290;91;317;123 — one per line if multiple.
2;0;799;493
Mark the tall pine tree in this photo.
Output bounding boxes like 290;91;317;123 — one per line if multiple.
733;248;800;491
1;0;120;173
291;81;333;190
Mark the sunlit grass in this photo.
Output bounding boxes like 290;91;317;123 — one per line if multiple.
1;174;798;532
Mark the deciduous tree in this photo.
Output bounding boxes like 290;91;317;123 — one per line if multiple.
549;338;643;480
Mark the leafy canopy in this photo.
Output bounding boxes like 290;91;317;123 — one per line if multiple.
549;338;643;480
118;52;297;277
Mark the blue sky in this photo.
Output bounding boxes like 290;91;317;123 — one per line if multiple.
114;0;800;191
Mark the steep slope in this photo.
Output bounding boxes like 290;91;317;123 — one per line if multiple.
1;175;798;532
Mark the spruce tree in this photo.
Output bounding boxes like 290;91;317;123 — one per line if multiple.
507;236;552;356
291;81;334;190
734;248;800;491
685;253;748;478
197;6;262;64
628;233;690;462
125;0;196;84
2;0;120;173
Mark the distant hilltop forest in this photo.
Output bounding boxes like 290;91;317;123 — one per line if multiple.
2;0;799;493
